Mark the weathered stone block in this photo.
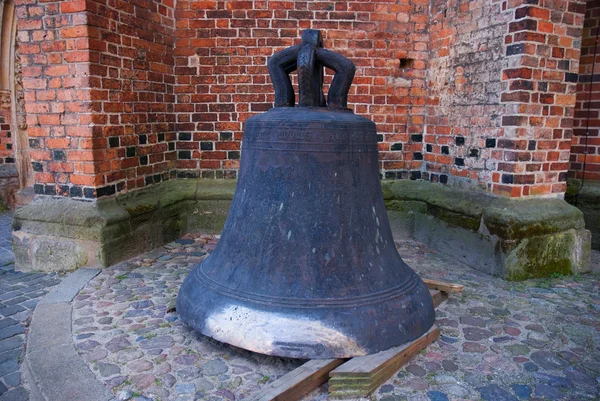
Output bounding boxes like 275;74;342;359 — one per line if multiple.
13;179;236;272
383;180;591;280
566;180;600;250
12;178;591;279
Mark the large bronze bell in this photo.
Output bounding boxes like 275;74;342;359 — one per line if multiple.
177;30;435;359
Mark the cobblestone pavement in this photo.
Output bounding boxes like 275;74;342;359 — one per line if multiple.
73;234;600;401
0;212;62;401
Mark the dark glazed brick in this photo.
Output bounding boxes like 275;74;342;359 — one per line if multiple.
502;174;514;184
108;137;119;148
565;73;578;83
486;138;496;148
200;142;214;150
455;137;465;146
52;151;66;161
44;185;56;196
83;188;96;199
391;143;403;151
440;174;448;184
454;158;464;166
528;140;536;150
140;156;148;165
138;135;147;145
31;162;43;172
69;186;83;198
413;152;423;160
179;151;191;160
158;133;165;142
410;171;421;180
219;131;233;141
426;144;433;152
96;185;116;197
506;43;525;56
178;132;192;141
410;134;423;142
33;185;44;195
442;146;449;155
126;147;136;157
228;151;240;160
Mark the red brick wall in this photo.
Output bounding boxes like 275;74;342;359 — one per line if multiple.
16;0;98;197
13;0;590;199
498;0;586;197
173;0;430;179
570;0;600;182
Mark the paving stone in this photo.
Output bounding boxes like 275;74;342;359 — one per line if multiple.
478;384;518;401
0;360;18;377
202;359;228;376
406;364;426;377
0;326;23;343
0;387;28;401
534;384;563;400
2;371;20;388
530;350;569;371
427;391;448;401
463;327;494;341
510;384;531;399
0;338;20;354
0;350;19;365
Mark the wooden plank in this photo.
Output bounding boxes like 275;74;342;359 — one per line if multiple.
246;358;345;401
423;278;463;294
329;326;440;399
330;325;440;377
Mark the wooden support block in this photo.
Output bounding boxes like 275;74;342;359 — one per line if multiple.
328;325;441;399
246;358;345;401
423;278;464;294
430;289;448;308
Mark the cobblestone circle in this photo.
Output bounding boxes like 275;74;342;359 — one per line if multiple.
0;212;62;401
72;233;600;401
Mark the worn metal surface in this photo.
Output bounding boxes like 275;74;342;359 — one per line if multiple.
177;29;435;359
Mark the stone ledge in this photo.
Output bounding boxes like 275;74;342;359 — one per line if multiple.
13;179;236;272
24;268;113;401
382;180;591;280
566;179;600;250
12;178;591;280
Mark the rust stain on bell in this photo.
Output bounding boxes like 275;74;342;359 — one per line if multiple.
177;30;435;359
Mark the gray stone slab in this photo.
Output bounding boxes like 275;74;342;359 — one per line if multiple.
26;344;113;401
26;304;72;351
39;268;100;305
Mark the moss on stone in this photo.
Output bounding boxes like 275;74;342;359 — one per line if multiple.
505;231;578;281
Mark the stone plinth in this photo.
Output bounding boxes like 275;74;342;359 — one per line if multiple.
13;179;591;279
567;180;600;251
383;180;591;280
12;180;235;272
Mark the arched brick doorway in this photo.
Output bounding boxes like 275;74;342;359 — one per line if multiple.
0;0;32;208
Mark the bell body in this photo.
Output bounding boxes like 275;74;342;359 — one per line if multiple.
177;107;435;359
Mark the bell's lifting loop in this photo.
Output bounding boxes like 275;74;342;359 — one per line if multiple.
267;29;356;109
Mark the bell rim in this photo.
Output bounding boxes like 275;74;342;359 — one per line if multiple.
194;262;421;308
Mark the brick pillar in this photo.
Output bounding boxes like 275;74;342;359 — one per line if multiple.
498;0;586;197
16;0;101;198
570;0;600;182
